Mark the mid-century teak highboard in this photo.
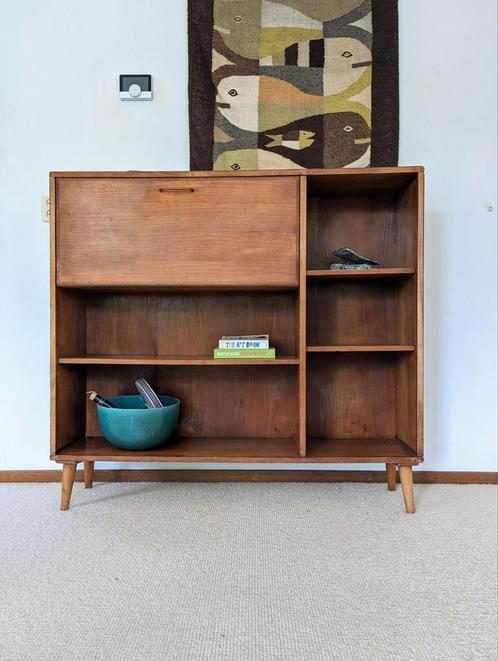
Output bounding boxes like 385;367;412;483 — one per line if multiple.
50;167;424;512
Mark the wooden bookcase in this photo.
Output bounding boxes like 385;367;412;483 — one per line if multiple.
50;167;423;512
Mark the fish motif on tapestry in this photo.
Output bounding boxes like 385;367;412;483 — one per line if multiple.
188;0;399;170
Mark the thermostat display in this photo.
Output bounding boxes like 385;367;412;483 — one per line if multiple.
120;75;152;101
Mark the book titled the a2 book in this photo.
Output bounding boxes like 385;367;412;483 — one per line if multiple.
218;334;269;349
214;348;276;359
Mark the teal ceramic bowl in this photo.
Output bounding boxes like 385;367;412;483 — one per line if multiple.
97;395;180;450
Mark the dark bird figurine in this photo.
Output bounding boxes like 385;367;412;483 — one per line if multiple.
331;247;379;270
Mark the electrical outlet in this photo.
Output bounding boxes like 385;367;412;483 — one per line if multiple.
41;196;50;223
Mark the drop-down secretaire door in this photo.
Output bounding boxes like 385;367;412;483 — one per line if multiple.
56;176;299;287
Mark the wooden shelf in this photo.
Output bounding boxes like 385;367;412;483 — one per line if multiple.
54;436;301;462
52;436;418;464
307;268;415;279
306;437;418;463
306;345;415;353
56;283;299;293
59;355;299;366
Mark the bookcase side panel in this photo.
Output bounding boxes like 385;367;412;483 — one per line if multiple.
416;172;424;457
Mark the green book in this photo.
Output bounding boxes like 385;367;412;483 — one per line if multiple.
213;348;276;359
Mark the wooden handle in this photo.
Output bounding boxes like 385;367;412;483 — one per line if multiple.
159;187;195;193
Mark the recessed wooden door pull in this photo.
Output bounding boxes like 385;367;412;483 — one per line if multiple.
159;187;195;193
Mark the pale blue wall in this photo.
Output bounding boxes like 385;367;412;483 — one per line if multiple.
0;0;496;471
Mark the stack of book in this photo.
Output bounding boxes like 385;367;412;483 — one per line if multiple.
213;335;275;359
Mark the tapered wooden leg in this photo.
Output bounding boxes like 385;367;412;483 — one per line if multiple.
399;465;415;513
386;463;397;491
84;461;94;489
60;462;77;511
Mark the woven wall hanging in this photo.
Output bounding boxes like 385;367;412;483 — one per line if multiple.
188;0;398;170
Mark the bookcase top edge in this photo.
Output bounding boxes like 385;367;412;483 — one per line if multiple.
49;166;424;178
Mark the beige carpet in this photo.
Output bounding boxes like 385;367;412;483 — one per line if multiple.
0;483;496;661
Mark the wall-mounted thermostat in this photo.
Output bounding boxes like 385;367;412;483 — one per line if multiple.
119;74;152;101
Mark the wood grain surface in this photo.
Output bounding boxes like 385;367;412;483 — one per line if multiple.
306;280;415;346
307;194;417;270
306;353;398;440
83;291;297;357
51;436;418;464
51;168;424;477
84;365;298;440
56;177;299;287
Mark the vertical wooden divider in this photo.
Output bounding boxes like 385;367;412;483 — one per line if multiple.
298;176;307;457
